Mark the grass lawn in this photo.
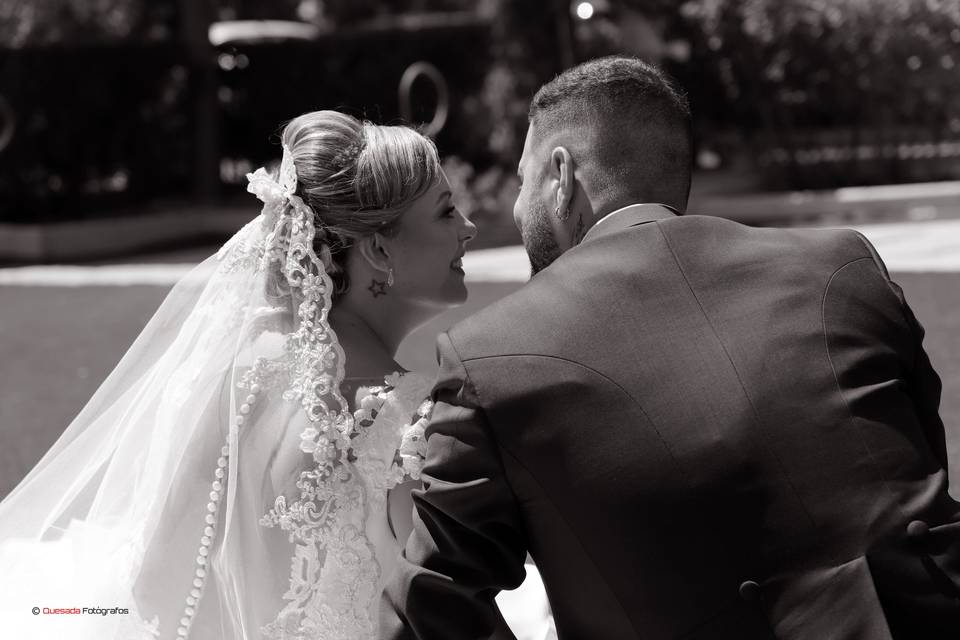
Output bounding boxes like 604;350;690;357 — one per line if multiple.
1;274;958;499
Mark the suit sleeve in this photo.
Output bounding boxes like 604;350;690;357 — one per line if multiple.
381;331;528;640
890;281;948;469
853;231;948;469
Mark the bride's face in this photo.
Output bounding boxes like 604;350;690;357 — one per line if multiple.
387;173;477;307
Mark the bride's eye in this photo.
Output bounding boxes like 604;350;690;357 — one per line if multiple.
441;206;455;219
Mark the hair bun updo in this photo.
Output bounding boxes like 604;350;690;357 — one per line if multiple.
279;110;441;296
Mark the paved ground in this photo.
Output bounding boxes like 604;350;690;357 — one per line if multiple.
1;218;958;500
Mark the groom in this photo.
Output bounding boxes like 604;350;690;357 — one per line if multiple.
382;56;960;638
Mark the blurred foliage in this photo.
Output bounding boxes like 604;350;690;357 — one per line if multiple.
6;0;960;226
680;0;960;130
227;0;960;200
384;0;563;228
0;46;193;222
495;0;960;188
235;0;563;231
215;24;491;178
0;0;176;46
679;0;960;186
442;155;519;244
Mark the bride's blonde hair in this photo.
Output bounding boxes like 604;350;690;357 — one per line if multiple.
280;110;441;295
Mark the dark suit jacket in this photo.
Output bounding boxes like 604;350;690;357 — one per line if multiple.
382;205;960;639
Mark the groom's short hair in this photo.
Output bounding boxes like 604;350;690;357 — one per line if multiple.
529;56;693;208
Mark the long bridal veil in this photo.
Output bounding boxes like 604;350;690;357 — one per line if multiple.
0;150;357;639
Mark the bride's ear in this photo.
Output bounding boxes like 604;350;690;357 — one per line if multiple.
354;232;392;273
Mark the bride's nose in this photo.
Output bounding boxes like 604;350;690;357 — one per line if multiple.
459;211;477;243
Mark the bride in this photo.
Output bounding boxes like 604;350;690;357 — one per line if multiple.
0;110;551;639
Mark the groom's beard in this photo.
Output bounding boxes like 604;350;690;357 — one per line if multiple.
521;199;563;276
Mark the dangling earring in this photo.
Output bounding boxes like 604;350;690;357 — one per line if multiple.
367;267;393;299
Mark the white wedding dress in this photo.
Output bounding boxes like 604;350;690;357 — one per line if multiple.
0;150;554;639
0;370;434;639
256;371;436;639
0;370;552;639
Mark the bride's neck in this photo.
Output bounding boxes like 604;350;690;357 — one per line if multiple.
330;282;445;377
328;303;407;379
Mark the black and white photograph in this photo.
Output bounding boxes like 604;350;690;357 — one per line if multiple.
0;1;959;638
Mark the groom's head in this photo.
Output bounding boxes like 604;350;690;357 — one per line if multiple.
514;56;692;274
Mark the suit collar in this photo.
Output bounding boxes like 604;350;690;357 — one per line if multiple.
581;203;678;245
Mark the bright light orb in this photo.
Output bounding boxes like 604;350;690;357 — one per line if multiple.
576;2;594;20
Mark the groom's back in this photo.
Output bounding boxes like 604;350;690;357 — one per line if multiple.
447;213;958;639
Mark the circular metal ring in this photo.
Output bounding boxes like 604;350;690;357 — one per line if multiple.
398;61;449;138
0;95;15;154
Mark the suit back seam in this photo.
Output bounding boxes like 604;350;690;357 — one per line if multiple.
656;222;818;529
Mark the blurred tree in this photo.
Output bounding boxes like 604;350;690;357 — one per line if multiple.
0;0;176;46
431;0;569;226
224;0;488;25
680;0;960;186
0;1;190;222
460;0;960;188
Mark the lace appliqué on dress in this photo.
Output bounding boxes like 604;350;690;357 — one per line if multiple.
164;149;359;640
260;373;433;640
397;396;432;481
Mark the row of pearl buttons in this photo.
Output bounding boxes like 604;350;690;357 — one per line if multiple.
176;385;260;638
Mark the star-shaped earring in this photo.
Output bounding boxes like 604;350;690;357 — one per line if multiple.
368;279;388;298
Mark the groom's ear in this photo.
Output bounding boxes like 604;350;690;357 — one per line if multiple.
550;146;575;217
355;232;392;273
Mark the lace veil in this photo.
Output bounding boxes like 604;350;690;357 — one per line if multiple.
0;147;367;639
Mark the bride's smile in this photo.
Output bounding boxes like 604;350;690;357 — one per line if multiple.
377;172;476;308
